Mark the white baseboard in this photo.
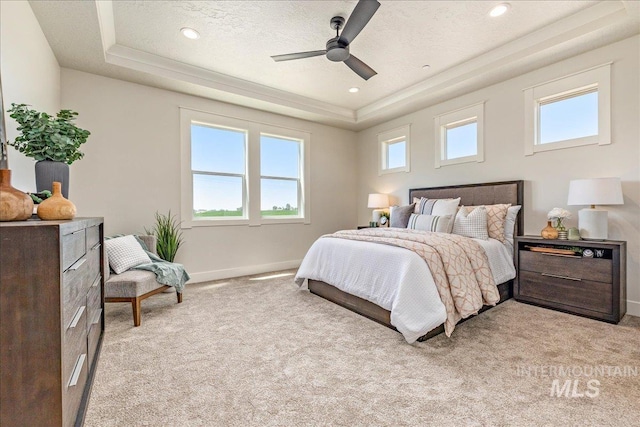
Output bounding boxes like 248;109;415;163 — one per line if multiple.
186;259;302;284
627;300;640;317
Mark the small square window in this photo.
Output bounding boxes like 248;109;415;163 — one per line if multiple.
378;125;410;175
434;103;484;168
539;90;598;145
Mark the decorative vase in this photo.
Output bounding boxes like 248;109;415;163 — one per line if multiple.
0;169;34;221
35;160;69;198
37;181;76;220
541;221;559;239
557;230;568;240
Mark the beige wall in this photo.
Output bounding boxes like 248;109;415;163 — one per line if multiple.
356;36;640;316
61;69;358;281
1;1;61;191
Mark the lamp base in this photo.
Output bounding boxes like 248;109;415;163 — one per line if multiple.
372;209;383;225
578;208;608;240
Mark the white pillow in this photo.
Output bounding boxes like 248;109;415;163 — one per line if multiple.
453;206;489;240
413;197;461;232
504;205;522;241
407;214;452;233
105;235;152;274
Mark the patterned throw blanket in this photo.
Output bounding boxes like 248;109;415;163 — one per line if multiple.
325;228;500;336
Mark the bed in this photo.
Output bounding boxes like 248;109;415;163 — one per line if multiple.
295;180;524;342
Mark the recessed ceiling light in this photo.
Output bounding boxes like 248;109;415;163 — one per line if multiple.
180;27;200;40
349;87;360;93
489;3;510;17
422;64;431;70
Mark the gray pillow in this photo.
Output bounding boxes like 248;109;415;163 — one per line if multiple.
390;203;416;228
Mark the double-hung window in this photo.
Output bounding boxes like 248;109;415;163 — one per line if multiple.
434;103;484;168
524;63;611;155
378;125;410;175
180;108;310;227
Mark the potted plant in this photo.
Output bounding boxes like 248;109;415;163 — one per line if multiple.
144;211;184;262
7;103;90;198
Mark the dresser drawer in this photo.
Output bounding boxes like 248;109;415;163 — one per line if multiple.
62;229;86;271
63;246;100;328
63;302;88;400
86;225;101;251
519;270;612;314
519;250;612;283
86;276;102;332
87;321;102;369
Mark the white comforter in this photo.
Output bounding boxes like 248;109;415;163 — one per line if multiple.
295;235;515;343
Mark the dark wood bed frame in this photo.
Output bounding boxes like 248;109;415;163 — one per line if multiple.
308;180;524;341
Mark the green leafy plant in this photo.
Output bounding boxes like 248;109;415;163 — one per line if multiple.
144;211;184;262
28;190;52;204
7;103;91;164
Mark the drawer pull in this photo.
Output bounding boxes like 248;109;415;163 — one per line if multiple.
92;309;103;325
68;353;86;387
68;258;86;271
541;272;582;282
69;305;86;329
91;275;101;288
91;242;101;251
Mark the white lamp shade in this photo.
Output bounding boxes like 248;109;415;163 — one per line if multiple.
567;178;623;206
367;193;389;209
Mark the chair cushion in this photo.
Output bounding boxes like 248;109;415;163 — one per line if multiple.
105;270;167;298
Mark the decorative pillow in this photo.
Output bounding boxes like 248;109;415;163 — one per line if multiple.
453;206;489;240
407;213;452;233
464;203;511;243
413;197;461;232
390;203;415;228
504;205;522;242
105;235;152;274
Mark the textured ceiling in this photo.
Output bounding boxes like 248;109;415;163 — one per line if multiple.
28;0;640;129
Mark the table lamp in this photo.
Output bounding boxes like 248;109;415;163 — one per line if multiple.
567;177;623;240
367;193;389;225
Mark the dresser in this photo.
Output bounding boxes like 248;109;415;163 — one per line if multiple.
0;218;105;427
514;236;626;323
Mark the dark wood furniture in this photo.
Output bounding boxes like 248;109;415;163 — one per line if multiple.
308;180;524;341
0;218;105;427
514;236;626;323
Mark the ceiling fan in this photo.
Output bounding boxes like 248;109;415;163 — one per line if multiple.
271;0;381;81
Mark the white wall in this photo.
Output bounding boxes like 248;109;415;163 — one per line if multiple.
356;36;640;316
61;69;358;281
0;1;60;191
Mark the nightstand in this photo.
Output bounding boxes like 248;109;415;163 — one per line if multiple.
515;236;626;323
357;225;372;229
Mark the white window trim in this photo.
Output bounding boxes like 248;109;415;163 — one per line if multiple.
378;125;410;175
524;63;611;156
434;102;484;168
180;108;311;228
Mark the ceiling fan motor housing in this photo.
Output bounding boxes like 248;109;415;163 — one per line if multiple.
326;37;350;62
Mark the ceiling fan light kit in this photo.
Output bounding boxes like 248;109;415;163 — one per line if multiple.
271;0;381;80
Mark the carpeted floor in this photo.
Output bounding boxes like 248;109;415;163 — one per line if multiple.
85;271;640;426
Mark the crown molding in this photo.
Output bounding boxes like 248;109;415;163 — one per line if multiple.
94;1;634;130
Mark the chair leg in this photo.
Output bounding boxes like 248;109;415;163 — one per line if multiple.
177;292;183;303
132;297;141;326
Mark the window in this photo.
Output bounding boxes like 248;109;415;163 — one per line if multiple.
180;109;310;227
260;134;302;218
524;63;610;155
434;103;484;168
191;124;247;219
378;125;410;175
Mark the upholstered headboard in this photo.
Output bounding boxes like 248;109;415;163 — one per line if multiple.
409;180;524;236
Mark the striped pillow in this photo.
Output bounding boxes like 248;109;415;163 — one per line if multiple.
407;213;452;233
413;197;461;232
453;206;489;240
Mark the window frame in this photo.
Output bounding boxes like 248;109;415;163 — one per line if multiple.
434;102;485;168
378;125;411;175
180;108;310;228
524;63;611;155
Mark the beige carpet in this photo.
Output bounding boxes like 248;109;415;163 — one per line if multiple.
85;271;640;426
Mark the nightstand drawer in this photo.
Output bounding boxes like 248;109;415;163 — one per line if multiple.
519;250;612;283
519;270;612;314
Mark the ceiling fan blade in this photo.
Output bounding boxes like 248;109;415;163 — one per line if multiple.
344;55;377;80
271;50;327;62
339;0;381;45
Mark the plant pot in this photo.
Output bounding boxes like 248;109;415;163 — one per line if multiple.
0;169;34;221
37;181;76;220
35;160;69;198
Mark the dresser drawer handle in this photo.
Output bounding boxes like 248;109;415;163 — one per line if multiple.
541;272;582;282
68;353;86;387
68;258;86;271
91;242;101;251
91;275;101;288
69;305;86;329
92;308;103;326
